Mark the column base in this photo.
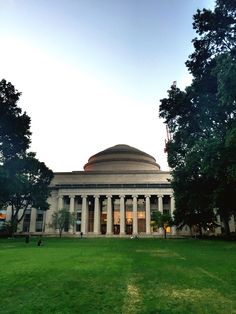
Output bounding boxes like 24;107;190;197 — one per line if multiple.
93;232;101;236
106;232;114;236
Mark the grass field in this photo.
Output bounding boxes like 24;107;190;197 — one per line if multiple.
0;237;236;314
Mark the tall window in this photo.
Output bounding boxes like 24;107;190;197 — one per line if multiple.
23;211;31;232
138;199;146;232
88;200;94;232
36;211;44;232
76;211;81;232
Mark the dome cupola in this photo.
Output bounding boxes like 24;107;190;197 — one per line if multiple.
84;144;160;171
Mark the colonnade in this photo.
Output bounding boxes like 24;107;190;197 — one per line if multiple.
56;193;176;236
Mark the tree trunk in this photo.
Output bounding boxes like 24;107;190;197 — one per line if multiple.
163;228;167;239
8;220;17;238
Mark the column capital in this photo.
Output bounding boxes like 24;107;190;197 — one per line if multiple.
93;195;100;199
119;195;125;199
106;195;112;199
69;195;75;199
158;194;164;198
145;195;151;199
81;194;87;199
57;195;64;199
170;194;174;198
132;195;138;199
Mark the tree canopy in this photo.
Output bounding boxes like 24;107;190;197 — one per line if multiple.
0;79;53;235
151;211;173;239
50;208;75;238
0;79;31;162
159;0;236;235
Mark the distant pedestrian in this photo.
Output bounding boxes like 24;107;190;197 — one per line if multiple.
80;231;83;239
37;239;43;246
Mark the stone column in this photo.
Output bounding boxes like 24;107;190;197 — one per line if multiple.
119;195;125;235
94;195;101;234
132;195;138;235
106;195;113;235
17;208;24;232
229;215;236;233
6;205;12;222
158;195;164;235
158;195;163;213
81;195;88;234
170;195;176;235
45;209;53;233
58;195;64;211
30;208;36;233
42;211;46;233
69;195;75;233
44;193;57;233
145;195;151;235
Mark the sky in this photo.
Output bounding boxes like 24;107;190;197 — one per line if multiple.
0;0;215;172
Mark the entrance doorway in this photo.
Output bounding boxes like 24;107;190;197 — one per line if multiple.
101;224;106;234
126;224;133;234
113;224;120;234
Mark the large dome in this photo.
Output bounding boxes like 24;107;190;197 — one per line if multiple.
84;144;160;171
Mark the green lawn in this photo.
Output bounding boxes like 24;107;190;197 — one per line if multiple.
0;237;236;314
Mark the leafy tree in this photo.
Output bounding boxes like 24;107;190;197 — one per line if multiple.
0;79;53;235
2;153;53;235
186;0;236;78
0;79;31;162
172;169;218;236
159;0;236;235
151;211;173;239
50;208;75;238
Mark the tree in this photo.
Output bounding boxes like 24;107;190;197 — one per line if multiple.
2;153;53;235
151;211;173;239
159;0;236;235
172;168;218;236
0;79;31;162
50;208;75;238
160;82;219;234
186;0;236;78
0;79;53;235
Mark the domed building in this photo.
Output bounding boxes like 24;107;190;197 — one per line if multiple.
83;144;161;172
7;144;235;236
36;144;176;236
19;144;176;236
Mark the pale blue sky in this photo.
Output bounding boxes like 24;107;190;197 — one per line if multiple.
0;0;215;171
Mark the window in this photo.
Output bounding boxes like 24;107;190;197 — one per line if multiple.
37;213;43;221
76;211;81;232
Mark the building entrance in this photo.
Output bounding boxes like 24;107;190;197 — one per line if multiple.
101;224;106;234
126;224;133;234
113;224;120;234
